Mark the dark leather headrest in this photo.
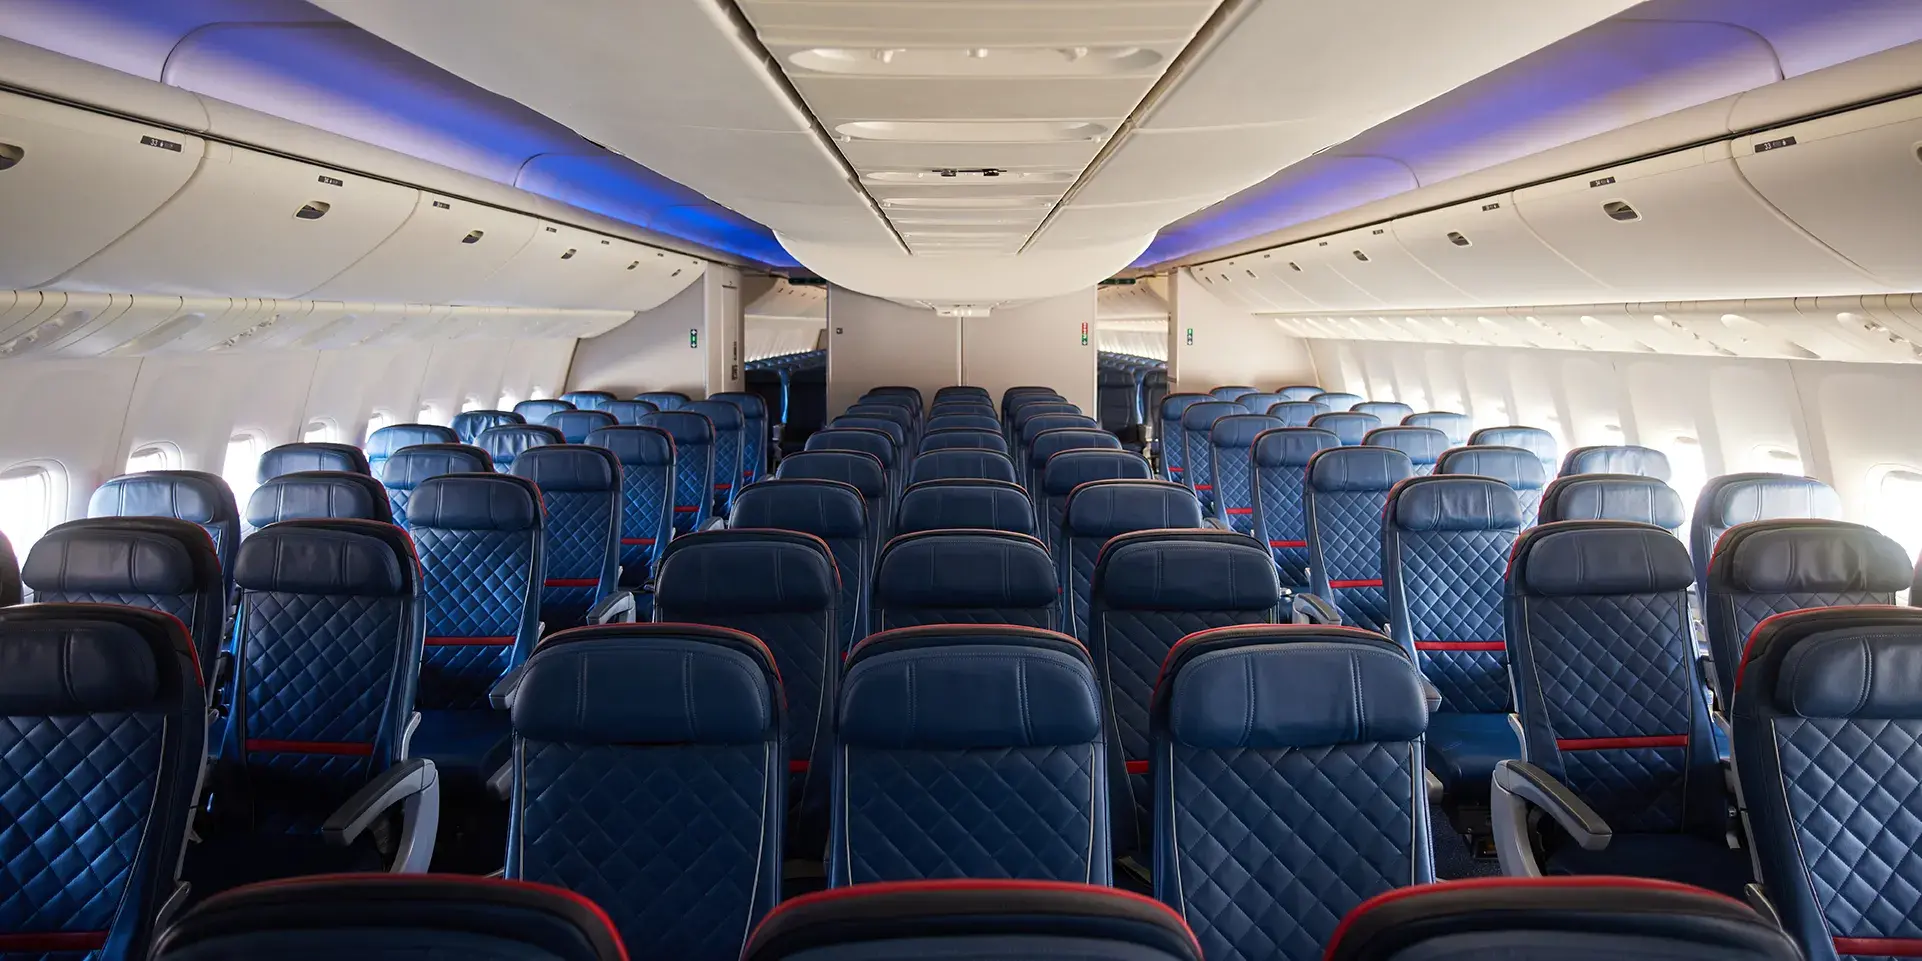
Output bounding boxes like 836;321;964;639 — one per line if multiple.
1029;429;1122;468
585;425;674;465
1267;401;1330;427
1020;415;1099;445
477;425;566;462
910;449;1017;485
449;409;524;444
1307;446;1414;491
1160;627;1426;748
513;399;575;422
709;392;768;418
1309;412;1382;446
731;481;868;539
234;521;413;596
1403;411;1471;445
542;409;618;443
841;626;1099;748
1065;481;1204;538
382;444;494;489
1013;403;1080;428
1159;393;1208;421
514;626;778;744
1365;427;1449;466
777;450;887;497
832;417;906;446
1253;428;1340;467
23;519;210;596
1561;444;1670;481
1469;426;1558;469
1178;401;1247;432
90;470;238;525
1388;475;1523;532
1211;386;1257;399
1040;450;1151;494
918;429;1010;456
511;445;619;492
639;410;714;445
560;391;617;410
1539;474;1685;530
366;424;460;459
0;615;165;714
806;429;895;467
1697;473;1842;529
1711;520;1911;595
1312;392;1363;411
926;413;1000;433
257;442;370;481
1435;445;1548;490
1095;532;1279;611
601;400;659;425
845;404;913;426
632;392;691;410
876;532;1057;608
1354;401;1414;423
1774;620;1922;718
405;474;542;531
896;481;1035;535
656;531;838;614
245;471;393;528
1209;414;1286;451
1277;386;1323;401
1234;393;1286;413
1511;522;1694;596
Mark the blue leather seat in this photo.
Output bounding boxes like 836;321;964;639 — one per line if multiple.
155;874;629;961
806;428;897;502
918;428;1011;456
1268;400;1330;427
1037;450;1154;557
1689;472;1842;592
1469;426;1559;476
632;390;689;411
1210;385;1258;401
90;469;241;602
1324;877;1800;961
1179;402;1248;511
1366;426;1449;476
22;517;227;674
1234;391;1287;414
909;447;1017;485
1403;411;1471;446
1559;444;1671;480
405;473;543;779
602;398;660;426
710;391;770;485
1498;521;1745;893
380;443;493;526
742;879;1204;961
543;409;617;444
1090;529;1281;853
865;385;923;407
244;470;392;535
1003;386;1064;414
476;424;565;474
1060;480;1206;642
926;412;1000;433
1538;474;1685;532
513;446;620;631
1702;519;1908;708
195;519;436;891
937;385;993;401
0;531;17;607
639;410;717;534
1310;410;1382;447
1277;385;1324;402
1029;427;1123;492
449;409;523;445
559;390;617;412
830;624;1110;885
258;441;371;480
1252;428;1341;588
1010;401;1080;439
832;415;906;453
1152;625;1433;961
0;603;205;960
1383;475;1524;798
873;530;1058;630
1305;446;1414;631
503;623;783;961
1354;401;1415;424
586;426;676;588
732;480;871;656
778;450;890;559
365;424;459;479
512;399;575;423
843;405;913;443
1158;394;1210;483
653;530;838;856
1209;414;1285;534
1018;414;1099;488
895;479;1035;536
1311;391;1364;412
1436;445;1549;527
930;401;997;421
1732;606;1922;961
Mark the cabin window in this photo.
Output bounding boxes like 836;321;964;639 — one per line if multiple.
528;386;550;401
126;443;181;473
365;411;394;443
1750;445;1805;477
498;391;520;411
222;433;264;509
461;396;485;413
418;404;443;426
303;418;338;444
1662;436;1708;526
0;463;60;558
1871;466;1922;561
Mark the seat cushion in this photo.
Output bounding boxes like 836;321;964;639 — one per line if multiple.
1424;711;1519;798
1544;832;1752;897
412;708;511;782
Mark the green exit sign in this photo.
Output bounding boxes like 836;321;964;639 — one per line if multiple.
689;328;699;348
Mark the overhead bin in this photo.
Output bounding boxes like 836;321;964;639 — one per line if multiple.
1318;224;1472;310
304;191;539;304
1263;238;1382;311
56;142;418;299
1393;196;1614;305
466;219;643;310
0;91;202;290
597;248;707;313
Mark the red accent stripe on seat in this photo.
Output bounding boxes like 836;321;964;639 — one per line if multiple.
246;739;374;756
1169;466;1183;473
715;483;732;491
788;760;808;773
1556;734;1688;751
1415;641;1506;652
1269;539;1307;548
425;636;514;647
1225;507;1253;515
545;578;600;587
0;933;108;952
673;506;698;513
1125;760;1149;775
1835;938;1922;957
620;537;656;545
1329;578;1383;589
1195;484;1212;491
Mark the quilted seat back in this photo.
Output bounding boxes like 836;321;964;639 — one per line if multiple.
638;411;716;534
873;530;1058;631
917;429;1011;457
22;517;226;673
602;399;660;426
710;391;770;485
450;409;524;445
830;625;1110;886
1469;426;1559;477
1560;444;1671;481
542;409;617;445
257;442;371;481
1016;415;1097;488
1208;415;1285;534
1305;446;1414;632
1059;480;1205;643
0;604;205;961
1383;475;1522;708
1365;426;1448;476
686;401;747;513
512;399;575;424
585;425;676;582
513;446;620;631
1690;473;1843;593
1178;402;1248;511
1310;391;1363;412
405;474;543;712
1251;428;1340;588
777;451;890;549
1157;394;1209;483
1538;474;1686;533
507;624;783;961
731;480;871;657
1267;401;1329;428
364;424;459;480
805;429;896;504
475;425;564;475
380;444;493;526
1151;625;1432;961
1437;445;1549;527
895;479;1034;537
89;470;241;602
244;471;392;535
1038;450;1153;557
631;391;689;411
1309;411;1382;447
1402;411;1471;446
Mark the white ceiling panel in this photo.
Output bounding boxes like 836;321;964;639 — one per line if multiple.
795;76;1155;124
1069;120;1343;206
744;0;1215;46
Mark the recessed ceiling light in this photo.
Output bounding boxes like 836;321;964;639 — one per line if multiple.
863;169;1075;185
836;121;1107;143
789;46;1161;77
881;196;1057;210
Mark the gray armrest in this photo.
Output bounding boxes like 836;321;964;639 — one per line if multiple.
1290;593;1344;626
487;760;515;800
1492;759;1612;877
700;515;728;531
1421;678;1443;716
488;663;530;710
1205;517;1230;531
322;758;440;873
588;590;637;624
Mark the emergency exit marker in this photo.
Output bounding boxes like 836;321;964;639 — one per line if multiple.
1186;327;1195;346
689;328;699;348
1080;322;1089;346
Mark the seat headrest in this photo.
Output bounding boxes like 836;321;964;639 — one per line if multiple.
1029;429;1122;467
1267;401;1330;427
1307;446;1414;491
1013;403;1080;426
638;410;714;445
1020;415;1098;445
1402;412;1472;445
382;444;494;489
1095;532;1280;611
876;532;1057;609
777;450;887;497
1233;393;1286;413
1365;426;1449;466
1697;473;1842;529
806;429;895;466
832;417;906;446
477;425;565;461
406;474;542;531
1388;475;1524;532
1561;445;1671;481
560;390;617;410
1210;385;1257;400
709;392;768;418
896;481;1035;535
0;614;167;714
234;521;414;596
927;413;1001;433
1253;428;1340;467
584;425;674;466
1309;411;1382;446
1311;392;1363;411
542;409;618;443
22;519;213;596
1041;450;1152;494
841;626;1099;748
510;445;620;492
90;470;238;525
1276;386;1323;401
845;404;912;425
730;480;868;539
601;400;659;425
633;391;691;410
1435;445;1549;490
1711;520;1911;595
512;399;575;422
1539;474;1685;530
1159;393;1208;420
257;442;370;481
514;627;778;744
1511;522;1695;596
450;410;526;445
1469;426;1558;469
1210;415;1285;450
656;531;838;614
1159;627;1426;748
1353;401;1414;423
366;424;459;458
1179;401;1248;432
245;471;393;528
909;449;1017;485
1065;481;1205;538
919;429;1010;456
